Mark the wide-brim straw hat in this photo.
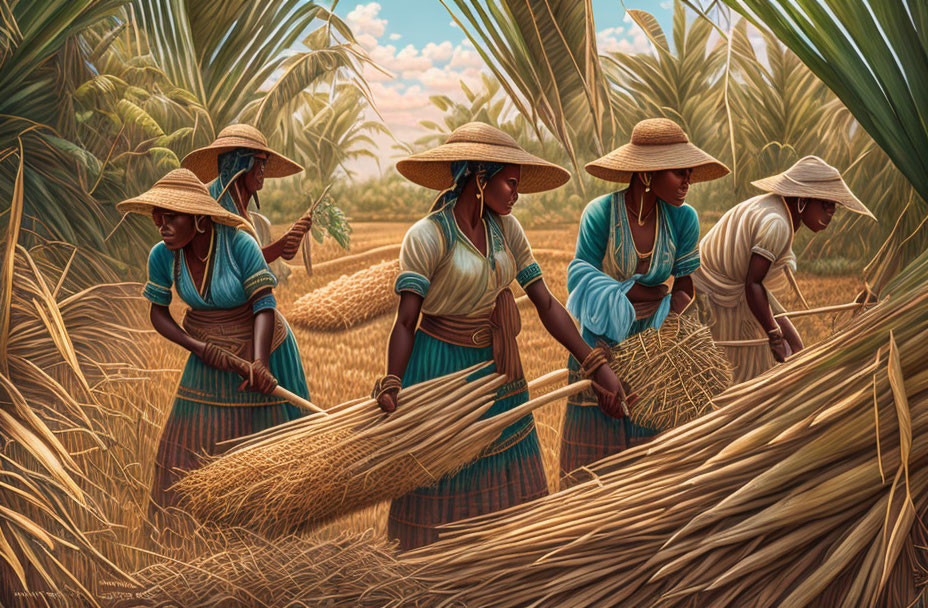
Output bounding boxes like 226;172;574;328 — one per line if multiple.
751;155;875;219
395;122;570;193
585;118;729;183
116;168;251;230
182;124;303;182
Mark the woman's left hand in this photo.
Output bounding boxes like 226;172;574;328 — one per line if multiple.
238;359;278;394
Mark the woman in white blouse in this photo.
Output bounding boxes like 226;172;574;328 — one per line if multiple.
692;156;875;383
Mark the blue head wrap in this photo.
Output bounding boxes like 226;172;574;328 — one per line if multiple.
209;148;257;217
429;160;506;213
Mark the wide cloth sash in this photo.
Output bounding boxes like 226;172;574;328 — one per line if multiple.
182;303;287;361
418;288;524;381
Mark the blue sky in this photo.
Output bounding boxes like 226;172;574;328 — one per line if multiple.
332;1;674;176
343;1;674;50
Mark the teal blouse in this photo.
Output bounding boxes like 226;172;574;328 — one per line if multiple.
143;227;278;314
566;190;700;345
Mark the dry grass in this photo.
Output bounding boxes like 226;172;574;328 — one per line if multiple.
3;222;869;603
395;262;928;607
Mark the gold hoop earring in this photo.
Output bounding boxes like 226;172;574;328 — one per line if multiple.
194;216;206;234
797;198;807;215
642;173;652;193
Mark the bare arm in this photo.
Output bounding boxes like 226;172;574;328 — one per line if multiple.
525;279;591;363
261;212;314;263
376;292;423;412
251;288;275;364
525;279;628;415
669;275;694;314
150;304;206;357
745;254;794;362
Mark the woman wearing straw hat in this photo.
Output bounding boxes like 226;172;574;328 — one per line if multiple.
373;122;627;550
117;169;310;511
182;124;312;268
692;155;874;384
560;118;729;485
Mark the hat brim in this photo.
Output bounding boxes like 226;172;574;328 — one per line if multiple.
584;142;730;183
116;190;255;236
396;141;570;194
751;175;875;220
182;138;303;182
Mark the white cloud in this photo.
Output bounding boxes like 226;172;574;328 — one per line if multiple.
422;41;454;62
660;1;672;9
598;24;653;55
337;3;501;176
449;45;483;69
346;2;386;38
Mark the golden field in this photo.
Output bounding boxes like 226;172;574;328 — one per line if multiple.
129;221;865;544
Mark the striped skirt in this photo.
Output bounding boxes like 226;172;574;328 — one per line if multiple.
559;351;659;489
387;330;548;551
150;328;308;511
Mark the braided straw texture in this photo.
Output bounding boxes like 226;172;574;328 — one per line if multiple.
609;313;732;431
289;259;399;331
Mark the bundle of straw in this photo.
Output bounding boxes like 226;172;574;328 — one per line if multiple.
173;365;585;535
610;313;731;431
132;525;437;607
289;259;398;330
393;260;928;608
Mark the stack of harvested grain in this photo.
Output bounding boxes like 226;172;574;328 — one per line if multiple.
173;365;585;535
132;521;437;607
393;259;928;608
609;313;731;431
289;258;398;330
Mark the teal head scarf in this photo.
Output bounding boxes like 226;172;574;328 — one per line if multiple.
210;148;258;218
429;160;506;213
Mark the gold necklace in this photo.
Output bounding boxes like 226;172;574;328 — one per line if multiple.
631;206;659;260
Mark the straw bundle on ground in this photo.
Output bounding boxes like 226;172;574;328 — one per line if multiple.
173;365;585;535
289;259;398;330
392;257;928;608
131;526;436;608
611;313;731;431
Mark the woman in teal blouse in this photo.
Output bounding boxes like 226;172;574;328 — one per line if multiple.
118;169;308;512
560;118;729;486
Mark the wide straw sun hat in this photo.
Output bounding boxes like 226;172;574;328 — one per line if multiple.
396;122;570;193
182;124;303;182
116;168;253;233
585;118;729;183
751;155;875;220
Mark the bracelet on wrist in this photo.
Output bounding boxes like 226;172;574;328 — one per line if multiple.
580;345;613;379
372;374;402;400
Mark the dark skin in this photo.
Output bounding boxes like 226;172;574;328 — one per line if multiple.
148;207;276;393
378;165;627;415
232;151;313;264
745;196;836;362
624;169;696;316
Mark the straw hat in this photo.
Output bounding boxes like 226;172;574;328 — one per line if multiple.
395;122;570;193
752;156;875;219
182;124;303;182
585;118;729;183
117;168;251;230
